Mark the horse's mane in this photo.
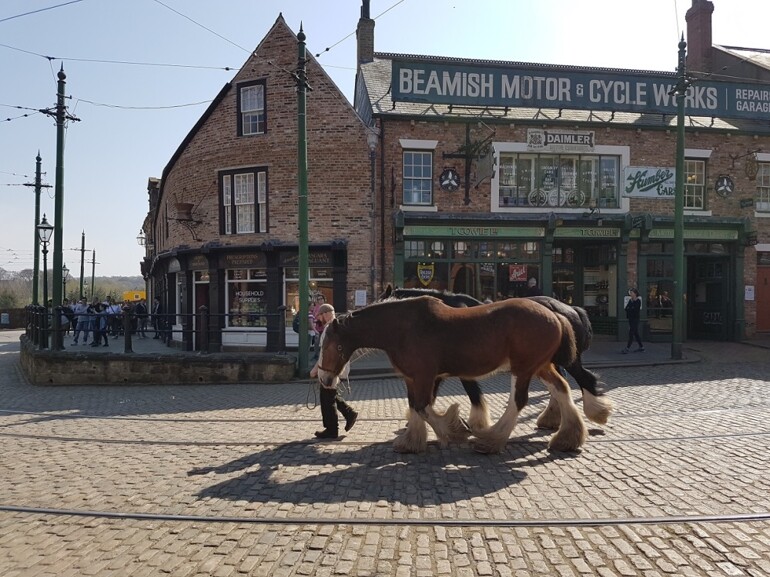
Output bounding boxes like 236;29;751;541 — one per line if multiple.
385;287;483;308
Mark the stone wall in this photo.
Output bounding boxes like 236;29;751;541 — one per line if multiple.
19;336;296;385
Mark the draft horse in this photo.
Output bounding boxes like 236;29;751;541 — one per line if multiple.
317;296;587;454
379;286;613;432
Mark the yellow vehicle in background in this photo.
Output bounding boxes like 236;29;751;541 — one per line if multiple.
122;290;146;303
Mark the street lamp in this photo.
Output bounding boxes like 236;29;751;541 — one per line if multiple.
136;229;146;246
62;263;69;299
36;214;54;349
367;127;379;303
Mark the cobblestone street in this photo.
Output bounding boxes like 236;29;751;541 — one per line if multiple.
1;329;769;576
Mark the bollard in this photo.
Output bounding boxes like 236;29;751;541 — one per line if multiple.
277;305;287;353
39;305;48;350
123;312;133;353
197;305;209;354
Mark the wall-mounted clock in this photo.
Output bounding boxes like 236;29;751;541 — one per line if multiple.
439;168;460;192
715;175;734;198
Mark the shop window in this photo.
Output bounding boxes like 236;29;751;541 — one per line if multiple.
684;159;706;209
226;268;267;328
498;152;619;208
221;168;267;234
284;269;332;333
403;151;433;205
757;162;770;212
237;80;266;136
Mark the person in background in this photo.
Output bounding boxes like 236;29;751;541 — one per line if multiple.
526;277;542;296
152;297;163;339
71;297;91;345
309;303;358;439
134;298;148;338
622;288;645;354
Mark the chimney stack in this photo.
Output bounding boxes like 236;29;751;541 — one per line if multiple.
685;0;714;76
357;0;375;65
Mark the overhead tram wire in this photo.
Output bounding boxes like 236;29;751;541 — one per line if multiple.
313;0;407;59
0;0;85;24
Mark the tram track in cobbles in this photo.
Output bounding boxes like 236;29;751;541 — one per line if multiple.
2;361;770;574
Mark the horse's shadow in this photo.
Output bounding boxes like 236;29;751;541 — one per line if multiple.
190;436;582;507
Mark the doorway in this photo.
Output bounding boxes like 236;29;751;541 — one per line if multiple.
687;256;730;340
756;264;770;332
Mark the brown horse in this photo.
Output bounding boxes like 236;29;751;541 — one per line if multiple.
379;286;613;432
317;296;588;454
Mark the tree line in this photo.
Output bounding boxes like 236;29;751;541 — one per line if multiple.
0;268;145;308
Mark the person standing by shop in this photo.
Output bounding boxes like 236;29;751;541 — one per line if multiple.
309;303;358;439
622;288;645;354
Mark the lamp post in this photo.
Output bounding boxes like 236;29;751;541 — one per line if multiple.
37;214;54;349
367;128;379;302
62;263;69;300
671;35;689;360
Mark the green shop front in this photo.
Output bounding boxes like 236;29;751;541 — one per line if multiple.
393;214;749;341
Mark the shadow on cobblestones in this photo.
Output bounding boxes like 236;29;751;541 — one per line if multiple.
191;438;584;506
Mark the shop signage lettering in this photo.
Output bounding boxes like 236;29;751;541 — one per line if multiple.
527;129;594;152
234;289;264;304
223;253;265;268
623;167;676;198
392;60;769;121
554;228;620;238
451;226;499;237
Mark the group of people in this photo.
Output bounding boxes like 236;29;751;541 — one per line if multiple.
59;296;165;346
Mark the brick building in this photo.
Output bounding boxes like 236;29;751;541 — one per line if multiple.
143;0;769;352
140;16;377;352
353;0;769;342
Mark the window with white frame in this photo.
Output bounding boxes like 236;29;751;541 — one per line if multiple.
498;152;620;208
757;162;770;212
237;81;266;136
403;151;433;205
684;159;706;209
221;168;267;234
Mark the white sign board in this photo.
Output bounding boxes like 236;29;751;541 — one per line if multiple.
623;167;676;198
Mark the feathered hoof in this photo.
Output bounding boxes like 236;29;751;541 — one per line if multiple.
392;432;427;454
535;412;561;430
445;405;472;443
547;426;587;453
471;438;506;454
583;393;614;426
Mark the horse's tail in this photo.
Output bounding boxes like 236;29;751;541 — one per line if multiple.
572;305;594;352
552;314;578;369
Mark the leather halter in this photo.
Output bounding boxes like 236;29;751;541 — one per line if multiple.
318;344;346;375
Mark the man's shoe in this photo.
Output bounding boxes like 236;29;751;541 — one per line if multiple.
636;346;645;353
620;348;630;354
344;411;358;432
314;429;339;439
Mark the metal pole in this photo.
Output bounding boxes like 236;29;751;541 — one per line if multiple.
41;243;49;350
671;36;688;360
296;25;310;375
79;231;85;298
90;249;96;299
32;153;43;305
51;66;66;351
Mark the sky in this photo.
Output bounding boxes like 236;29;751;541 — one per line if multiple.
1;0;768;277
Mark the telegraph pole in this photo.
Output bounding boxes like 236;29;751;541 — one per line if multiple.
38;65;78;350
295;25;310;375
90;249;99;300
671;36;690;360
22;153;51;304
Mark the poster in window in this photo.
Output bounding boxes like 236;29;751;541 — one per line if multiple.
509;264;527;282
